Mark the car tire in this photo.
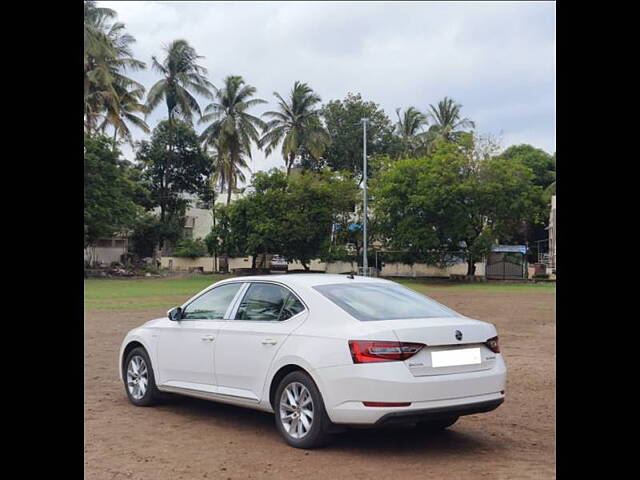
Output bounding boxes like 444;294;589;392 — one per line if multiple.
274;371;332;449
123;347;160;406
416;416;458;431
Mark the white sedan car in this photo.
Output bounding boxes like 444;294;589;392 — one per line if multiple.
119;274;506;448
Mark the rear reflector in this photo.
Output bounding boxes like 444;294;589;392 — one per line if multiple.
349;340;425;363
363;402;411;407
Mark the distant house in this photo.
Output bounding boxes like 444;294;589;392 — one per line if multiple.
85;187;246;267
84;233;130;267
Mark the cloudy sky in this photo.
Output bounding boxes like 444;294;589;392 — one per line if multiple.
101;1;556;174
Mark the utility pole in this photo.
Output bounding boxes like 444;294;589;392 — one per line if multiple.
361;118;369;276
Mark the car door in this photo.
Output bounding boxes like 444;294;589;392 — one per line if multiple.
214;282;308;401
155;282;245;392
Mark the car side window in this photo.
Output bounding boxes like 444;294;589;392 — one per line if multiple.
235;283;305;321
182;283;243;320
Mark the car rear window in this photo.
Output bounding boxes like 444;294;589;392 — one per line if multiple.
313;282;457;321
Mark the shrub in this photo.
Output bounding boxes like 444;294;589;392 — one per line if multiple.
172;238;208;259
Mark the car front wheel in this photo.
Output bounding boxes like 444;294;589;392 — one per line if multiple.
123;347;160;406
274;371;332;449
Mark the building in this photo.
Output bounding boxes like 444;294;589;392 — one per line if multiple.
85;187;246;267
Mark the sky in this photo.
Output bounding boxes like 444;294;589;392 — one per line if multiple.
101;0;556;175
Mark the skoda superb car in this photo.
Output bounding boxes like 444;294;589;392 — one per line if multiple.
119;274;506;448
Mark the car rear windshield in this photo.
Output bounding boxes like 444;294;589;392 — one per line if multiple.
313;282;458;321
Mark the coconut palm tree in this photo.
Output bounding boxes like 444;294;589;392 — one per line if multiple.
145;39;214;127
426;96;475;144
98;84;149;147
84;3;146;135
84;1;117;68
395;106;428;156
259;81;330;176
199;75;266;204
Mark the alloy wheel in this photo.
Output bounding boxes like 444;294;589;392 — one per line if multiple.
279;382;314;439
126;355;148;400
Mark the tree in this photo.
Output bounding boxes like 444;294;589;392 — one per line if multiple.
260;81;330;176
145;39;214;126
371;140;543;275
322;93;401;181
500;144;556;256
395;106;429;157
217;169;359;270
426;96;475;145
145;39;213;233
84;2;147;136
99;84;149;148
501;144;555;190
84;134;142;249
199;75;266;204
135;120;212;252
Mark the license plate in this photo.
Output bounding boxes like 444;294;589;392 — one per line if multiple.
431;348;481;367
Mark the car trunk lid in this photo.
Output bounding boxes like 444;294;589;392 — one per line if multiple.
389;317;498;376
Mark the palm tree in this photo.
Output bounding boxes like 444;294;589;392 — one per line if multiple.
426;96;475;144
84;3;146;135
98;84;149;147
145;39;214;127
395;106;428;156
199;75;266;204
259;81;330;176
84;1;117;69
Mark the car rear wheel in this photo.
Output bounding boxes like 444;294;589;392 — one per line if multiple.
274;371;332;449
416;416;458;431
123;347;160;406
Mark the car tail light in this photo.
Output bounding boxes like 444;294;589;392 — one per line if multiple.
485;336;500;353
348;340;425;363
363;402;411;407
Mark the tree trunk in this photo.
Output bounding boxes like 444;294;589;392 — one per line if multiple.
112;126;118;152
155;113;174;267
251;254;257;270
466;257;476;276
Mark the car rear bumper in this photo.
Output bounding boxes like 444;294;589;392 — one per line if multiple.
314;356;507;425
375;397;504;425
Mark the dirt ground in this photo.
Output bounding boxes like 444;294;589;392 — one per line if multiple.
84;290;555;480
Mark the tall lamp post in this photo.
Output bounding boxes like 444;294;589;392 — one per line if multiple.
361;118;369;276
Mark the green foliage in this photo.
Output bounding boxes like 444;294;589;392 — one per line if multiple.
426;96;475;145
371;139;544;274
172;238;208;258
145;39;214;124
199;75;266;204
129;213;183;259
135;119;212;246
84;134;142;247
84;2;147;139
260;81;330;174
501;144;555;189
215;169;359;269
322;93;402;179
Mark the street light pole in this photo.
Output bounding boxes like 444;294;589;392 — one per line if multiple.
361;118;369;276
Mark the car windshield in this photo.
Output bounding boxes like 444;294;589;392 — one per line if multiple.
313;282;458;321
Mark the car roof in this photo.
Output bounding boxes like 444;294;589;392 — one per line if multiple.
218;273;391;289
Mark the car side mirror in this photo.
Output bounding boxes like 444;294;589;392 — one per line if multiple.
167;306;183;321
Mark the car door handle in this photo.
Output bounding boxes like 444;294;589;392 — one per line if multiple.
261;338;277;345
201;335;215;342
